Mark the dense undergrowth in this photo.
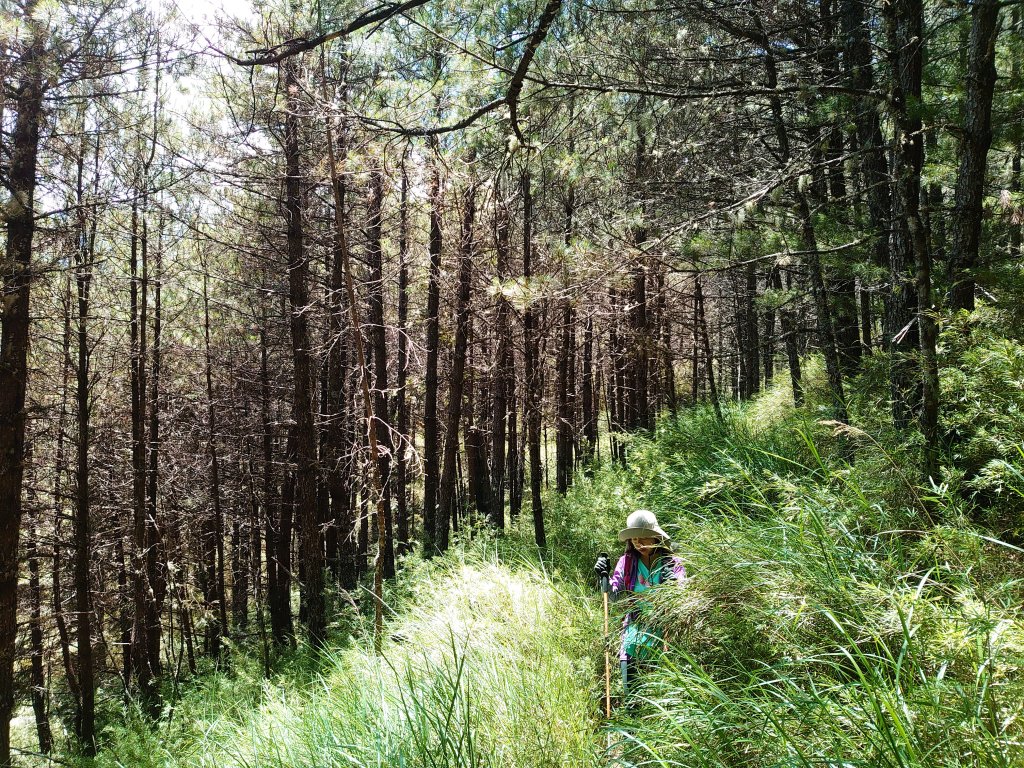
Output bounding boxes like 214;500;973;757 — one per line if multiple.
51;313;1024;768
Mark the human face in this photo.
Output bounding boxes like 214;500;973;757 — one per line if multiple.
631;537;659;553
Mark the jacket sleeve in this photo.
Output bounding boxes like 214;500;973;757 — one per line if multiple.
668;556;687;583
609;554;629;600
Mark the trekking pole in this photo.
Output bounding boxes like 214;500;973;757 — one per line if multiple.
599;551;611;718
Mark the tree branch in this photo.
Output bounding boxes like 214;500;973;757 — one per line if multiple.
227;0;432;66
506;0;563;142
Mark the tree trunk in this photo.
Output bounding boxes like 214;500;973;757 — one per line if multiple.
0;7;43;760
438;180;478;550
948;0;1000;312
743;261;760;399
507;387;523;520
146;213;166;694
283;61;325;648
129;198;160;706
695;277;723;420
841;0;891;358
556;188;575;492
324;111;392;652
396;160;412;550
522;169;546;547
887;0;940;475
609;289;627;463
657;271;677;412
774;269;804;406
73;149;96;750
364;168;396;577
273;435;296;644
422;146;443;554
629;264;650;429
202;271;227;662
322;118;357;590
490;197;512;527
466;336;494;523
26;505;52;754
581;317;597;462
758;26;847;421
556;297;574;493
260;322;291;643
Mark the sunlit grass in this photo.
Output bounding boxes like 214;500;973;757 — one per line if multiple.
84;551;602;768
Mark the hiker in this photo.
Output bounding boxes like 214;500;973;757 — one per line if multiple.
594;509;685;702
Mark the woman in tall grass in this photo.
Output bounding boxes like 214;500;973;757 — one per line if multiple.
595;509;686;702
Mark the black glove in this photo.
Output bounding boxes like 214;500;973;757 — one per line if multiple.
593;554;610;580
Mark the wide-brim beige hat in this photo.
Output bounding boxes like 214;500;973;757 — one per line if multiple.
617;509;670;542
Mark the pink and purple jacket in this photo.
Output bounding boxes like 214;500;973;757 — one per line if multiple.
609;551;686;660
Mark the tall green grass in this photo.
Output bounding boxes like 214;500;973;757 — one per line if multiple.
83;552;602;768
574;396;1024;767
68;360;1024;768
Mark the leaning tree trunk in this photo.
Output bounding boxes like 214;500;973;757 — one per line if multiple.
759;27;847;422
841;0;891;355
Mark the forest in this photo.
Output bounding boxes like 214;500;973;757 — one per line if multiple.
1;0;1023;765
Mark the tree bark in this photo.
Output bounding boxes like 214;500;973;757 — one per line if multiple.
26;505;52;754
841;0;891;355
438;180;478;550
490;196;512;527
396;159;412;549
657;271;677;412
774;269;804;406
758;25;847;421
581;316;597;462
322;115;357;590
324;107;392;652
948;0;1000;312
886;0;940;475
522;169;546;547
201;270;227;662
73;143;96;751
0;6;43;760
283;61;325;648
422;145;443;554
695;277;723;420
